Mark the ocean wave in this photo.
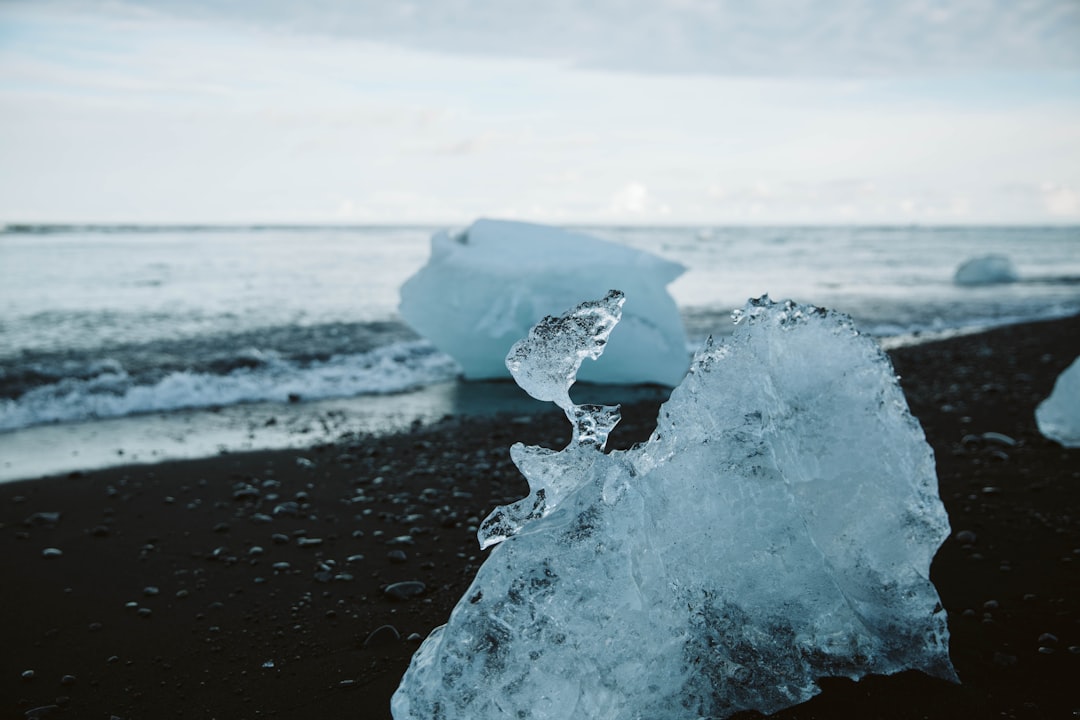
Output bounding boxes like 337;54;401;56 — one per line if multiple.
0;341;460;432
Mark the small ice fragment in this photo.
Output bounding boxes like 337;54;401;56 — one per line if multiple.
1035;356;1080;447
41;548;62;559
953;254;1019;285
262;660;275;669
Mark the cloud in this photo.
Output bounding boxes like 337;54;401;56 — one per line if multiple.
608;182;672;217
39;0;1080;77
1041;182;1080;216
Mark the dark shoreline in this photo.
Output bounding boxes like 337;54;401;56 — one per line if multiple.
2;315;1078;720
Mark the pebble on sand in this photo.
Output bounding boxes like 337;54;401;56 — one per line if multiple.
384;581;426;600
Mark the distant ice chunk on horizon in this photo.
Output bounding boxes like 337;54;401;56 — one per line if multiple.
1036;356;1080;447
398;219;690;386
953;254;1019;286
392;292;956;720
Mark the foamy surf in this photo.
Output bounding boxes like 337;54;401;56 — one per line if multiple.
0;341;460;432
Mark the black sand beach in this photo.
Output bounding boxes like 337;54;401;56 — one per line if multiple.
2;315;1078;720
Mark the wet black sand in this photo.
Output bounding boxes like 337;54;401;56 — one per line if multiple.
2;315;1078;719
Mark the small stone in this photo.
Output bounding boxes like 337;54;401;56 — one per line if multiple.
384;581;426;600
60;674;77;685
24;512;61;527
271;533;289;544
213;522;231;533
272;562;291;572
345;554;365;564
143;586;159;596
273;502;300;516
107;656;119;664
407;632;423;642
992;652;1018;667
248;546;264;556
387;550;408;564
21;669;34;679
297;537;323;548
386;535;415;546
41;548;63;559
233;485;260;500
954;530;977;545
981;431;1017;447
137;607;152;618
1037;632;1058;645
363;624;400;647
23;705;60;719
175;589;189;599
249;513;273;524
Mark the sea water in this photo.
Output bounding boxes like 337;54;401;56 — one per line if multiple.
1;224;1078;479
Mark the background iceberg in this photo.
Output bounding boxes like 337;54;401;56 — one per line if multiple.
1036;355;1080;447
392;293;956;720
953;254;1019;286
398;219;690;386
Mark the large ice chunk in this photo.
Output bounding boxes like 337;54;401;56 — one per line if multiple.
953;254;1019;285
392;294;956;720
1036;356;1080;447
398;219;689;386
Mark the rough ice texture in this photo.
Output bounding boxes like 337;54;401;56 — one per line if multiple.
1036;355;1080;447
399;219;689;386
953;254;1019;286
392;294;956;720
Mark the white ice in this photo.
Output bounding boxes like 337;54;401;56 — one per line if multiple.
1036;356;1080;447
398;219;690;386
392;293;956;720
953;254;1019;286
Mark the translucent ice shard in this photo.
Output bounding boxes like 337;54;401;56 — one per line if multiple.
1036;355;1080;447
479;290;625;550
392;294;956;720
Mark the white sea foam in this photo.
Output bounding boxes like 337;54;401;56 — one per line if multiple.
0;341;460;432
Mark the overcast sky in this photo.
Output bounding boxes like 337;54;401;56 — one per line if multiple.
1;0;1078;225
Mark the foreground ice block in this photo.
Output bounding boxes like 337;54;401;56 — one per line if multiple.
398;219;689;386
1036;356;1080;447
953;254;1019;286
392;292;956;720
